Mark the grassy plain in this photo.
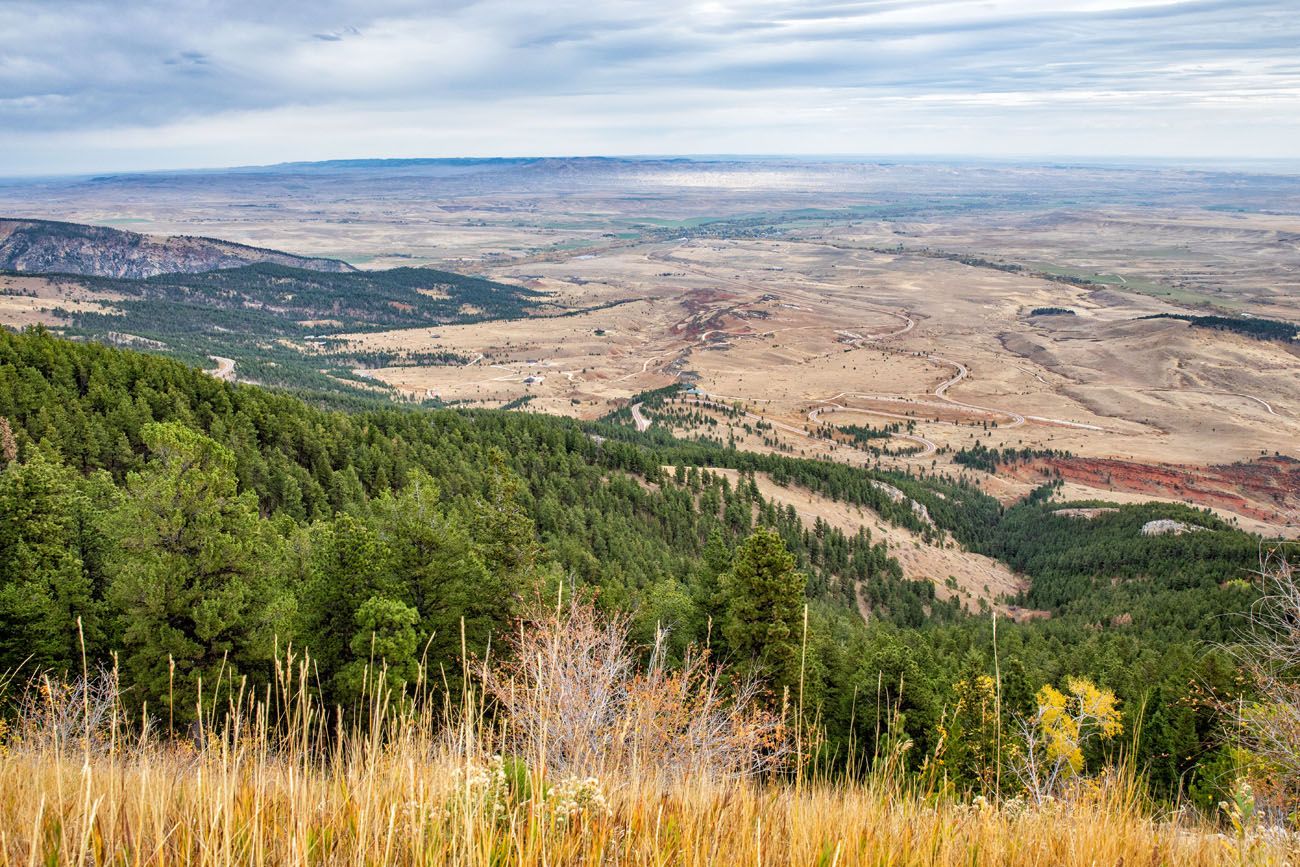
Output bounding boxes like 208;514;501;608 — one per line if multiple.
332;236;1300;538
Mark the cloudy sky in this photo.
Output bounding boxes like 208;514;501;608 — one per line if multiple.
2;0;1298;175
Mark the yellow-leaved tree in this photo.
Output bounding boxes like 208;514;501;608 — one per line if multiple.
1012;676;1122;803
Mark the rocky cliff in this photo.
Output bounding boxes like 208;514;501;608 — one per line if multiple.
0;218;354;278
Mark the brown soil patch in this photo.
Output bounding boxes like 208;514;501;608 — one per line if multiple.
698;468;1031;616
1005;455;1300;535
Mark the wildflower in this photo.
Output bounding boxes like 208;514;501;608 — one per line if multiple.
546;774;612;825
452;754;511;818
1220;779;1256;838
1002;796;1028;818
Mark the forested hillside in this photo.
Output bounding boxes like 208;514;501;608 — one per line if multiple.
46;261;545;392
78;261;544;330
0;326;1283;807
1142;312;1298;343
990;497;1261;641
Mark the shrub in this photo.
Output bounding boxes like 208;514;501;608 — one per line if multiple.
484;599;789;783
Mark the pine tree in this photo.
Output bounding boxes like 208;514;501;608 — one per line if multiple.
299;512;393;702
337;595;421;704
719;528;806;694
371;471;511;685
473;448;542;580
0;452;103;672
107;422;292;723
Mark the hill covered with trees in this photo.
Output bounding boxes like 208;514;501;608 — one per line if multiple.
0;326;1285;809
38;261;546;393
1142;312;1298;343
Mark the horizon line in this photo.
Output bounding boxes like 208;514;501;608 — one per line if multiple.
5;152;1300;182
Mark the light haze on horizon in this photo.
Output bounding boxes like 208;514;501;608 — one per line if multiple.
2;0;1298;176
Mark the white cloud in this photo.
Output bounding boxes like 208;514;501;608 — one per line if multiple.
0;0;1297;173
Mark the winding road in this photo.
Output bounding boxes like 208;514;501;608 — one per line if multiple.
806;404;938;457
810;353;1109;434
647;247;1126;434
208;355;236;382
928;355;1025;428
1225;393;1279;416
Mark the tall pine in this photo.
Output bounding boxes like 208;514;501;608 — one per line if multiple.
719;528;806;696
107;422;292;723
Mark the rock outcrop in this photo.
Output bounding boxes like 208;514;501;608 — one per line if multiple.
0;218;353;279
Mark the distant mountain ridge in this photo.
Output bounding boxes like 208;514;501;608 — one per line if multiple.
0;218;354;279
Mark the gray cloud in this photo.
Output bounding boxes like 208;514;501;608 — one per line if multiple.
0;0;1297;173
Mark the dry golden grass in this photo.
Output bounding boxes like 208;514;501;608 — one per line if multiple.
1;607;1296;867
1;733;1295;865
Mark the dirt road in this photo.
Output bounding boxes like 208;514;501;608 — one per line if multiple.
208;355;236;382
806;404;938;457
682;394;936;464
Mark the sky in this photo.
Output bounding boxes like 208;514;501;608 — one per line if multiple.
1;0;1298;175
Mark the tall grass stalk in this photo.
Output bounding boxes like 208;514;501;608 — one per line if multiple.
0;604;1292;865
